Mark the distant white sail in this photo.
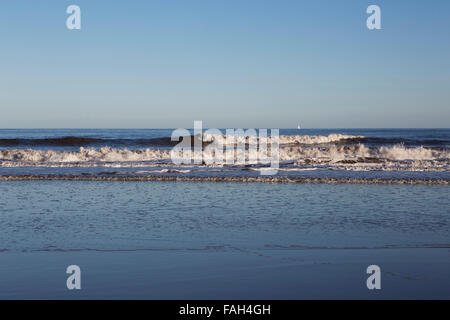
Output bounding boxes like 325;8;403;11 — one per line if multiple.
297;124;301;129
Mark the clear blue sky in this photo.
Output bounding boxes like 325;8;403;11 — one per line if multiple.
0;0;449;128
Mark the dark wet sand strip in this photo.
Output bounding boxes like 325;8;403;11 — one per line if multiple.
0;174;448;184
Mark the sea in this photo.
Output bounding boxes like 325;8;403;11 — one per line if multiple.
0;128;449;299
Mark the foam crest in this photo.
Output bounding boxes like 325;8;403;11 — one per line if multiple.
0;147;170;163
202;133;363;145
279;144;449;162
0;144;448;172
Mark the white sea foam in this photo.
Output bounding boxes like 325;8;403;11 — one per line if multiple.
135;169;191;174
202;133;363;145
0;144;448;172
279;144;449;162
0;147;171;163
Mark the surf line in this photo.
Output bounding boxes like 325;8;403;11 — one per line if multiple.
170;120;280;175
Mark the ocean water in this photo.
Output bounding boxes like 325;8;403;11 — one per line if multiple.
0;129;449;183
0;129;449;299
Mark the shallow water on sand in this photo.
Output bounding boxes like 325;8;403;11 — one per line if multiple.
0;181;449;298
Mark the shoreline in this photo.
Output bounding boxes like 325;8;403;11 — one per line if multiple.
0;174;448;184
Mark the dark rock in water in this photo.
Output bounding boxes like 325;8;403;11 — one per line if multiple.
337;159;358;164
360;157;384;163
336;157;384;164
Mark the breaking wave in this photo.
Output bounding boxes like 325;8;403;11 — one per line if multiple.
0;136;182;147
2;134;447;148
0;143;448;172
0;133;364;147
0;131;448;178
280;144;449;162
202;133;364;146
0;147;170;163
